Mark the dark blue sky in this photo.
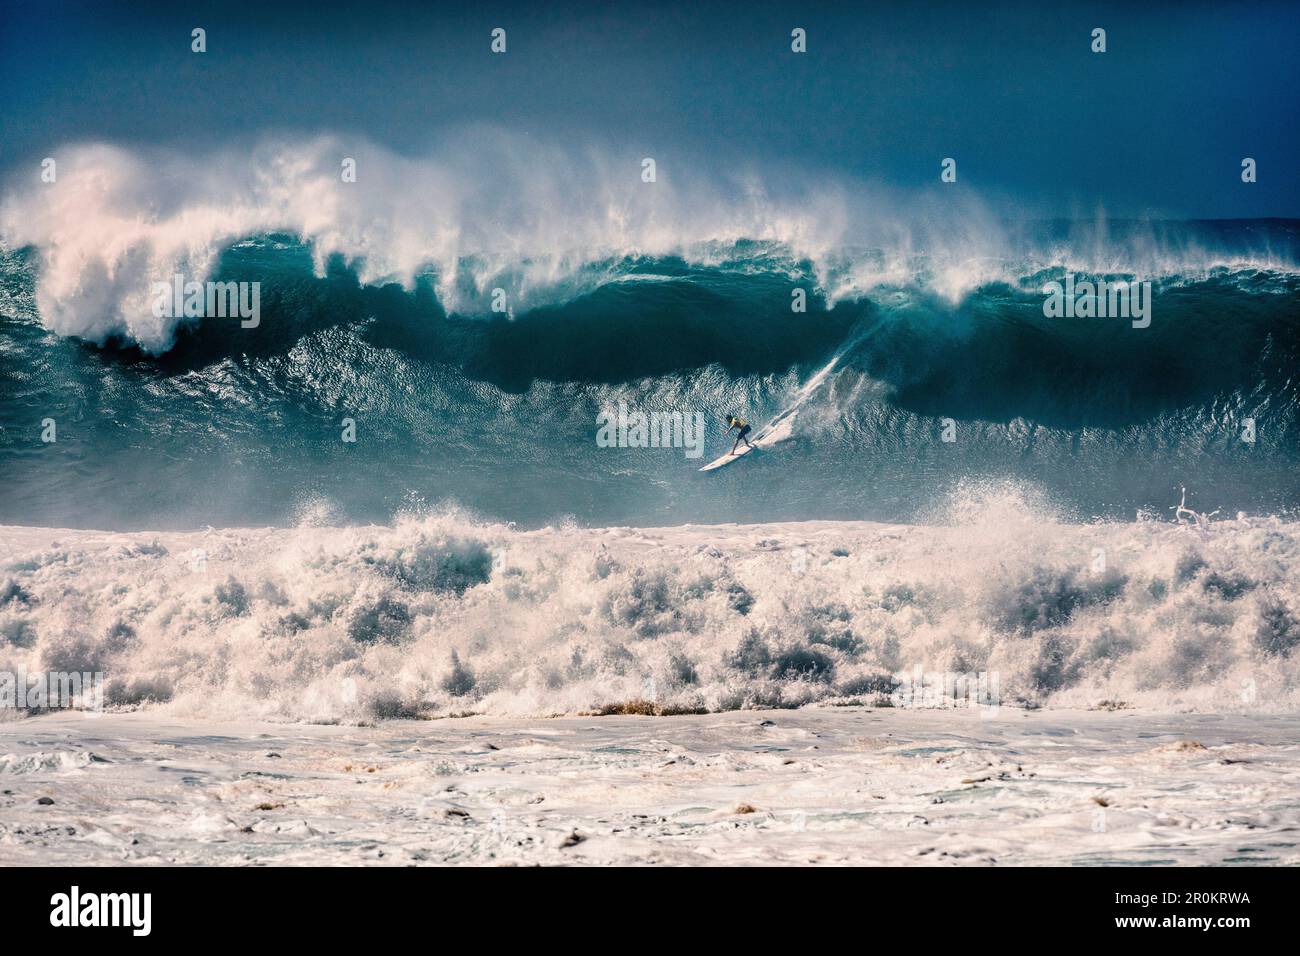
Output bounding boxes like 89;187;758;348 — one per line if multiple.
2;0;1297;217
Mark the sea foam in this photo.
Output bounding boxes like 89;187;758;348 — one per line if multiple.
5;133;1295;353
2;498;1297;722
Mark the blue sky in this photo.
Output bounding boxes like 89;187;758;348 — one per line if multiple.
2;0;1297;217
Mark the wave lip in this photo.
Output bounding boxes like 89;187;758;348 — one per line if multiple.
5;135;1298;352
0;134;846;352
3;505;1298;722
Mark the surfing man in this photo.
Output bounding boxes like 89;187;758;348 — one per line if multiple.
726;414;754;455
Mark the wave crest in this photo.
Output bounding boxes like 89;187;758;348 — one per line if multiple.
5;133;1297;352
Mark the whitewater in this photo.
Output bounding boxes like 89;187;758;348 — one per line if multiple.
5;506;1300;865
3;500;1298;722
6;707;1298;865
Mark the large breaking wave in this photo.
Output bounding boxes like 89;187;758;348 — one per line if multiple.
1;221;1297;527
1;134;1298;602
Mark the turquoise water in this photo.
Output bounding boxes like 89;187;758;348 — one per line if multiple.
1;220;1298;531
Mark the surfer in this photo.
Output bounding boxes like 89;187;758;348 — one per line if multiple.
726;414;753;455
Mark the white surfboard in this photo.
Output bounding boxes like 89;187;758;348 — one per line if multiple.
698;317;886;473
699;363;835;471
699;438;760;471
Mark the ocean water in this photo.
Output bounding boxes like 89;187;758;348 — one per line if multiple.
2;226;1298;530
8;708;1299;865
1;140;1298;720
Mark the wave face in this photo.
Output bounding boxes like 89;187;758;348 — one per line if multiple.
2;137;1299;529
1;236;1298;528
2;506;1298;720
